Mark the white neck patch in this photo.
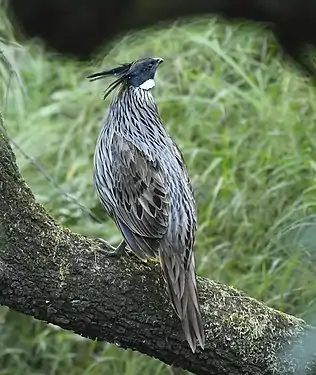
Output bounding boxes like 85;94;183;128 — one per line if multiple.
139;79;155;90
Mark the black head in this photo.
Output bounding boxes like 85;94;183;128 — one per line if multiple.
126;57;163;87
87;57;163;99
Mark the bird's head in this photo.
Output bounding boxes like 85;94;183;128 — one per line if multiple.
88;57;163;99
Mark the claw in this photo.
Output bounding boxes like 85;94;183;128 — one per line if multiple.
97;239;126;258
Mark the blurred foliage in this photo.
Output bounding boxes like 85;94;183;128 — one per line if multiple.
1;3;316;374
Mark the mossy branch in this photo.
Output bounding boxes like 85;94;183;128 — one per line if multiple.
0;119;316;375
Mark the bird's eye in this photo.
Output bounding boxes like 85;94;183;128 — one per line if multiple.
148;64;153;69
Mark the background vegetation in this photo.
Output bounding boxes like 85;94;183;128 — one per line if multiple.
1;4;316;374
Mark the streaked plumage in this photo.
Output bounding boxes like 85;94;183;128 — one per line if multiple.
88;57;205;352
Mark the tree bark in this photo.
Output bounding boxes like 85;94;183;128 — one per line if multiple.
0;117;315;375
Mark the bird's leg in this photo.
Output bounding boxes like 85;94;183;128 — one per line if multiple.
97;238;126;257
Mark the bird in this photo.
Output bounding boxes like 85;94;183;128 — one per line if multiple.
88;57;205;353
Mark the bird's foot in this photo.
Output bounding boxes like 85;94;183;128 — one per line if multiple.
96;238;126;258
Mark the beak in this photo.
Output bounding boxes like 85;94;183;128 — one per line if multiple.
155;57;164;65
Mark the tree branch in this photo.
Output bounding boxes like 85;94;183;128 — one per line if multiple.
0;119;315;375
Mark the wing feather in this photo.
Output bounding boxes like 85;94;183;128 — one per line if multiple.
110;133;170;256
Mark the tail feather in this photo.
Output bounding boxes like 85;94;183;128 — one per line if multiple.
160;252;205;352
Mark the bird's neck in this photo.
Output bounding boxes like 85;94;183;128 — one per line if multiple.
112;86;159;119
118;85;156;105
109;86;168;147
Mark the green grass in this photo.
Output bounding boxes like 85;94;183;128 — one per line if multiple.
1;12;316;375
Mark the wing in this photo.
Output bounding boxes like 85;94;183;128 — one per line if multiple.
111;133;170;258
171;139;196;197
168;138;197;261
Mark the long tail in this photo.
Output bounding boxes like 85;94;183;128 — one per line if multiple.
160;251;205;352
